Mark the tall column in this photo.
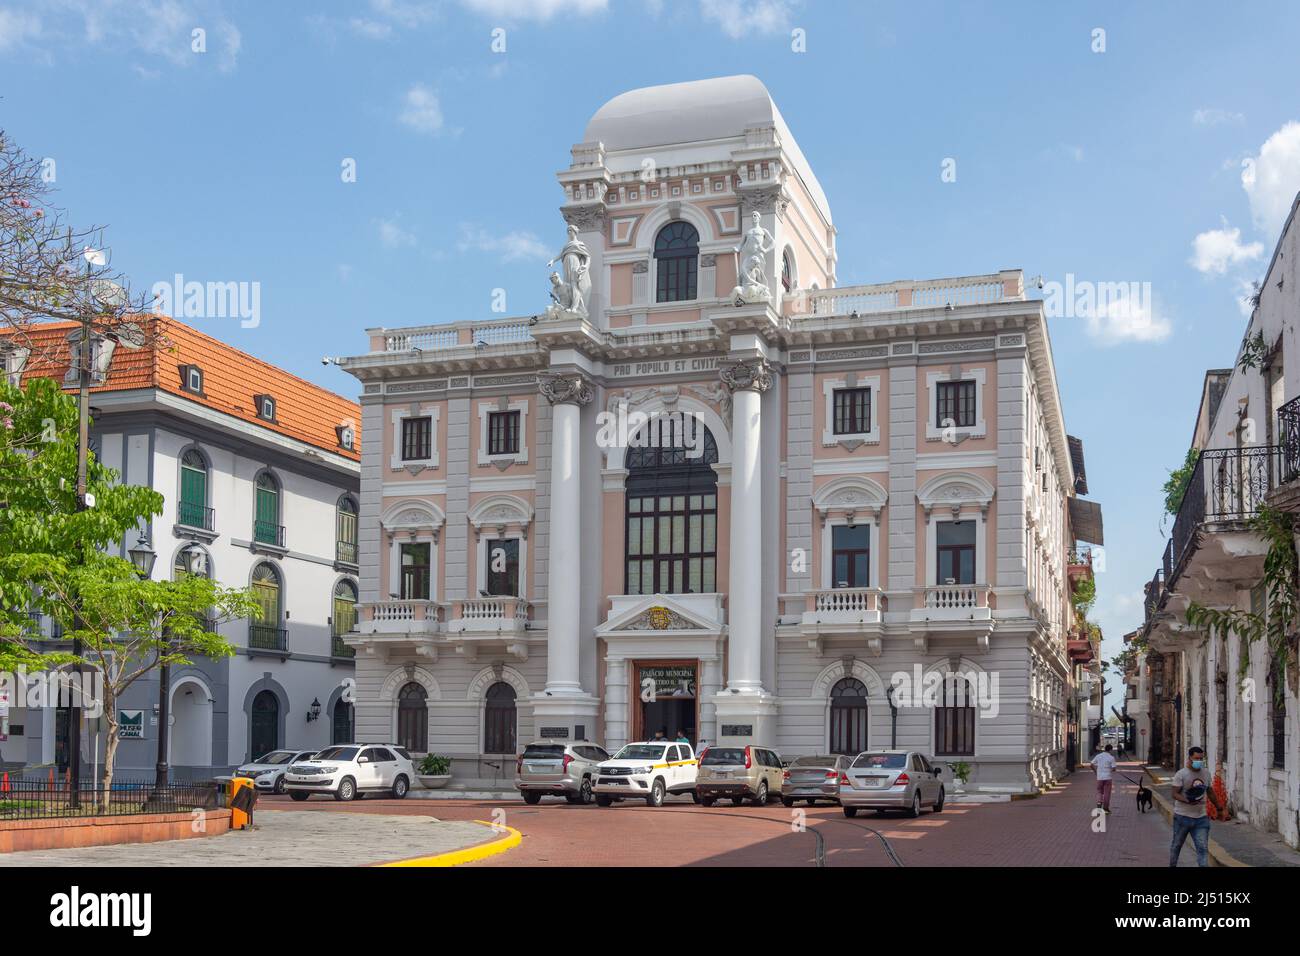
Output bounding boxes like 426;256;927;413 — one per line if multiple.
534;372;600;737
713;357;778;745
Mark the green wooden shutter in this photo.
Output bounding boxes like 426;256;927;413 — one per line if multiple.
180;463;206;526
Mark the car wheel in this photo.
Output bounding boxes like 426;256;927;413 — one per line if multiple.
907;792;922;818
566;778;594;805
781;796;794;808
334;777;356;802
647;778;666;808
523;791;543;805
595;794;613;807
933;787;945;812
843;806;858;818
273;775;287;795
689;789;701;805
701;796;716;807
289;791;309;802
391;775;409;800
752;781;769;807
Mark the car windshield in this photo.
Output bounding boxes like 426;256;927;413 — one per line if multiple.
851;753;907;770
701;748;747;766
311;746;358;761
254;750;294;764
614;745;666;760
523;745;566;759
792;755;837;767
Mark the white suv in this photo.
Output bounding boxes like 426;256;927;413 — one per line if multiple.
284;744;414;801
593;741;698;808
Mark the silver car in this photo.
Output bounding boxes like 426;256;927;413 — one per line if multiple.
235;749;319;794
781;753;854;806
839;750;946;817
515;740;611;805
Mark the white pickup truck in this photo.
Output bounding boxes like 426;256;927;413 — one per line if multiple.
593;741;699;808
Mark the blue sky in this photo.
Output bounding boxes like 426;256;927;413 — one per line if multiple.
4;0;1300;699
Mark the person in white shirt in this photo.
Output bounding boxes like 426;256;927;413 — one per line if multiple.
1087;744;1117;813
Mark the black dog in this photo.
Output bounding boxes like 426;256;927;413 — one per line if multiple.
1133;775;1154;811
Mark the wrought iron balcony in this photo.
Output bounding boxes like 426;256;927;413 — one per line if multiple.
177;501;215;532
1279;395;1300;483
336;540;358;565
248;623;288;652
253;520;286;548
1167;445;1277;588
330;635;356;658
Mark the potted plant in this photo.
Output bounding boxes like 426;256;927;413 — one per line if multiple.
950;761;972;793
416;754;453;789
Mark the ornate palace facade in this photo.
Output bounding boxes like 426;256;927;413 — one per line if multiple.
338;75;1101;792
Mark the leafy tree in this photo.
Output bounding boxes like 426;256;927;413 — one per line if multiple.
0;378;254;794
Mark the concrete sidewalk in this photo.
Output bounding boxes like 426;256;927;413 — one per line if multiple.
1144;765;1300;867
0;810;495;867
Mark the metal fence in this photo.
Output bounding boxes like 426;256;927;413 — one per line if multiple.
0;777;222;821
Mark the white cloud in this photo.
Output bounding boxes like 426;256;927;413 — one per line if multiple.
0;8;42;50
1082;295;1172;346
347;0;435;38
1189;220;1264;275
1242;120;1300;236
457;225;549;262
700;0;797;38
457;0;607;20
1192;108;1244;126
6;0;241;71
398;83;443;134
376;217;417;249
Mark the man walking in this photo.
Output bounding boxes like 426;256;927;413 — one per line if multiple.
1170;746;1224;867
1087;743;1117;813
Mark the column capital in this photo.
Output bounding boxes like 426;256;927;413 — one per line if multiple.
538;371;594;407
719;357;774;394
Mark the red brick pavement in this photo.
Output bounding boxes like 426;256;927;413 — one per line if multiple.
261;761;1186;867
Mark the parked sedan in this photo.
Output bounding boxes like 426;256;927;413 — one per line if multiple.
781;753;853;806
838;750;945;817
235;749;319;794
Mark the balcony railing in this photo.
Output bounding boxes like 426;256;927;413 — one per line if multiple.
921;584;990;610
248;624;288;651
1168;445;1277;586
1279;395;1300;483
177;501;215;531
448;596;530;634
253;520;286;548
378;318;535;354
1143;567;1165;629
336;540;358;565
811;587;886;613
789;271;1022;318
330;635;355;658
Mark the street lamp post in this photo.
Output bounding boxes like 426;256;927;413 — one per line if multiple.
127;535;166;787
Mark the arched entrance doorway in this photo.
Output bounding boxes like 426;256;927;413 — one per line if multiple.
332;700;355;744
250;690;280;761
170;679;213;768
484;682;517;755
829;677;868;754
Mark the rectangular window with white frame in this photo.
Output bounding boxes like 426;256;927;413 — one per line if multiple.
390;404;440;471
821;375;880;446
925;368;986;441
477;400;529;466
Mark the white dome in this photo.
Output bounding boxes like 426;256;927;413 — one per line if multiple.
583;75;831;226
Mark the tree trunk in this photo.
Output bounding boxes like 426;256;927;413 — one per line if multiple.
100;687;118;815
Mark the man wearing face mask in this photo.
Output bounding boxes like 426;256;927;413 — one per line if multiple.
1169;746;1224;867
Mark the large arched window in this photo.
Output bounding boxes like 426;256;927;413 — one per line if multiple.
781;249;794;293
249;563;284;650
625;415;719;595
484;682;517;755
332;580;358;657
654;221;699;303
179;449;211;530
254;472;282;546
336;496;358;564
830;677;868;755
397;682;428;752
935;673;976;756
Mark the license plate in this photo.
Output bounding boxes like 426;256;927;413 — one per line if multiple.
525;763;555;773
601;778;625;786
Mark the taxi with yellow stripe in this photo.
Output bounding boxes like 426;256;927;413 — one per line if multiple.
593;741;698;807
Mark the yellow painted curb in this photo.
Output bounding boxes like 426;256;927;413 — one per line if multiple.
381;821;521;868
